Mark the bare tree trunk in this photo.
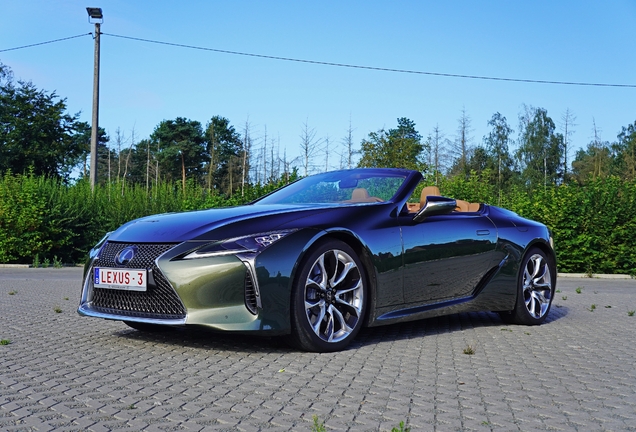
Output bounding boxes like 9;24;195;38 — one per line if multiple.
560;108;577;183
181;150;186;194
324;136;330;172
155;138;160;187
227;156;234;197
263;126;268;184
121;126;135;196
300;119;320;176
592;119;602;179
146;140;150;191
454;107;473;179
283;148;289;183
344;117;355;169
115;128;124;182
207;126;216;193
430;125;447;186
241;118;251;197
107;146;111;201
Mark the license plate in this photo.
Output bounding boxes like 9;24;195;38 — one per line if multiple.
94;267;147;291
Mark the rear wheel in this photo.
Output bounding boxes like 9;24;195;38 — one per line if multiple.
499;247;555;325
288;240;367;352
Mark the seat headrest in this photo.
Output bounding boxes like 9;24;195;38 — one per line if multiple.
351;188;370;201
420;185;441;207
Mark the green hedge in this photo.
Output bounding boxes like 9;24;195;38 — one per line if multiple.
1;172;635;275
438;173;636;275
0;173;286;265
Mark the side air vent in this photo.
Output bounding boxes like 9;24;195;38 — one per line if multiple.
244;269;258;315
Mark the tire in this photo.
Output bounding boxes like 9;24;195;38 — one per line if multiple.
124;321;174;332
287;240;367;352
499;247;555;325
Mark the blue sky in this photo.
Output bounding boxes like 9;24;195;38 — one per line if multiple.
2;1;635;171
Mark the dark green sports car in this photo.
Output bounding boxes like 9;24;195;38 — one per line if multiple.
79;168;556;352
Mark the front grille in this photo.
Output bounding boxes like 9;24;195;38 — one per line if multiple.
91;242;186;319
244;269;258;315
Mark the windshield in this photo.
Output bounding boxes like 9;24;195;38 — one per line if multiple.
255;170;408;205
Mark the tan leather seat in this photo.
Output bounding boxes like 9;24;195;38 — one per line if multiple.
420;185;440;209
454;199;481;212
407;202;420;212
351;188;371;202
455;199;470;212
345;188;383;203
467;202;481;212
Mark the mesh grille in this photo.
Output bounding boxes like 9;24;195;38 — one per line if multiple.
91;242;186;319
244;270;258;315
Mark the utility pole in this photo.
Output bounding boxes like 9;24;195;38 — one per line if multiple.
86;7;103;190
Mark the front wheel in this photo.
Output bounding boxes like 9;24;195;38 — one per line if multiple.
499;247;555;325
288;240;367;352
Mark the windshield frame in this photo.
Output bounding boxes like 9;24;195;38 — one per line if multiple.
253;168;419;206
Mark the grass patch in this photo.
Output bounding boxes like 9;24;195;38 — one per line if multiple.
53;306;62;313
311;415;326;432
0;339;10;345
575;287;582;294
463;345;476;355
392;421;411;432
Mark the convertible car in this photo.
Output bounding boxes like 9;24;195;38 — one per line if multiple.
79;168;556;352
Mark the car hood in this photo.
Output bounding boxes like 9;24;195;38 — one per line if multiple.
106;204;342;243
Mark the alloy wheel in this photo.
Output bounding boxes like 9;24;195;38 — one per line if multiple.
522;253;552;319
304;249;364;343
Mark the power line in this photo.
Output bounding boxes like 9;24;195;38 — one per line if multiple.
102;33;636;89
0;33;91;53
3;31;636;89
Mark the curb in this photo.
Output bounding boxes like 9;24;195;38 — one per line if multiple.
557;273;633;280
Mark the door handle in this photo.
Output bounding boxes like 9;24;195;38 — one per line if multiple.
476;230;490;236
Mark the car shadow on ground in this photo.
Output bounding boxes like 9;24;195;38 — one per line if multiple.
115;307;568;353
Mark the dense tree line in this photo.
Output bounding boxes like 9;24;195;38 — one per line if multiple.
3;61;636;195
2;61;636;273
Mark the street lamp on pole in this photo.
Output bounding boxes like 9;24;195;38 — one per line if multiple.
86;7;103;190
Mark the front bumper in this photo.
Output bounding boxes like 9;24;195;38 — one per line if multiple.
78;241;285;333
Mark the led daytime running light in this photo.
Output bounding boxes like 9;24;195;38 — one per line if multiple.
184;230;296;259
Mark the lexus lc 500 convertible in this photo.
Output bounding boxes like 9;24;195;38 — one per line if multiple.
79;168;556;352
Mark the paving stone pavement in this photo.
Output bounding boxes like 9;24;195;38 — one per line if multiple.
1;268;636;431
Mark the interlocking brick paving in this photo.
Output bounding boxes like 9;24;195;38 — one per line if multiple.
1;268;635;431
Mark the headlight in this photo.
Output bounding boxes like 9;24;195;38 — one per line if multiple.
183;230;296;260
89;231;112;259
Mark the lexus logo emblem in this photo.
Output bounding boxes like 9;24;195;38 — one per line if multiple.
115;246;137;266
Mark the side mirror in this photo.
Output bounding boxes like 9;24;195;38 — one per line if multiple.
413;196;457;223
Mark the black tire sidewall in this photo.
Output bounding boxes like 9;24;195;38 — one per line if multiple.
514;247;555;325
289;239;367;352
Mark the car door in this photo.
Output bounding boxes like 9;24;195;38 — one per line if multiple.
399;210;498;305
